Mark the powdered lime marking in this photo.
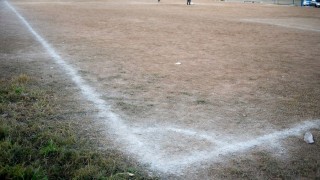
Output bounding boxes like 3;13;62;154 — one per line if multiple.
133;120;320;172
243;19;320;32
4;0;147;165
5;0;320;174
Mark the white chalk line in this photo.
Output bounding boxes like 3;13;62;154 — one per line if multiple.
243;19;320;32
133;120;320;172
5;0;320;173
4;0;145;161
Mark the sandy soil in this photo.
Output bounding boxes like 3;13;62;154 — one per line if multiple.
1;0;320;178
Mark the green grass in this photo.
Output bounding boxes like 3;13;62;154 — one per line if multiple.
0;74;154;179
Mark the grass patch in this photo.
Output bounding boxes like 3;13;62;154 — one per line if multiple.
196;99;208;105
116;101;150;116
0;74;154;179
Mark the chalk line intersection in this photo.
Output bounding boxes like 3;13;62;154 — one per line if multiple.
5;0;320;173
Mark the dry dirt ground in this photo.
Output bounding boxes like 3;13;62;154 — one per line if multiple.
1;0;320;179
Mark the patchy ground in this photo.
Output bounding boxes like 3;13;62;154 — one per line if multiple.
1;0;320;179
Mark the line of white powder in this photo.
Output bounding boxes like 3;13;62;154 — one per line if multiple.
243;19;320;32
5;0;320;174
4;0;147;163
130;119;320;172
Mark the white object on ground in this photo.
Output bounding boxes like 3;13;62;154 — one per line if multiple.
304;131;314;144
175;62;181;65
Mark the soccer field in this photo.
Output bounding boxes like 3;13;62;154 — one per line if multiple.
1;0;320;178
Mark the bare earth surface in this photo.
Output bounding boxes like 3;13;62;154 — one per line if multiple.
1;0;320;179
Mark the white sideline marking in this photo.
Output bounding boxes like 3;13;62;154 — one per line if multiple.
5;0;320;174
243;19;320;32
134;120;320;171
4;0;146;161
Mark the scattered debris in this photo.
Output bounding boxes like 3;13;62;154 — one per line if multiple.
304;131;314;144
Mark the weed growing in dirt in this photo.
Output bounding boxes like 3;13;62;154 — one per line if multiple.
0;75;154;179
196;99;208;105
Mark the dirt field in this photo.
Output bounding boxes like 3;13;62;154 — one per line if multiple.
1;0;320;179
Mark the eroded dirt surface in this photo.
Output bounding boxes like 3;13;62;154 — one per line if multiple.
1;0;320;179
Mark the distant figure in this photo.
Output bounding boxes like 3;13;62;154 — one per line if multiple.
158;0;160;2
187;0;191;5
